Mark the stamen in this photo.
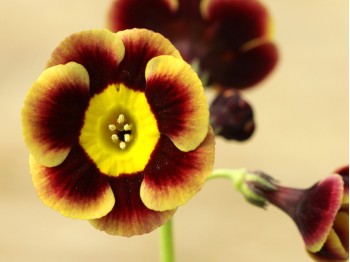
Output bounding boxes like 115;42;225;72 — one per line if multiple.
111;134;118;143
108;124;117;131
119;141;126;150
124;134;131;142
117;114;125;124
108;113;133;149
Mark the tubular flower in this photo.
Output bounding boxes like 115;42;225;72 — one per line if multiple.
107;0;278;89
22;28;215;237
249;167;349;261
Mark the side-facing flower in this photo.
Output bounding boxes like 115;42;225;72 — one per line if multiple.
22;28;215;236
107;0;278;89
247;167;349;261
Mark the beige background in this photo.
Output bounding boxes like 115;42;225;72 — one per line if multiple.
0;0;348;261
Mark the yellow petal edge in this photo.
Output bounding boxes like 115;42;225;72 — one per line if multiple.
30;155;115;219
145;55;209;152
22;62;89;167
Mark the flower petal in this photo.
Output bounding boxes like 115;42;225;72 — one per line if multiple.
90;174;176;236
30;146;115;220
22;62;89;167
46;29;125;95
199;0;278;87
300;175;344;252
114;29;182;91
311;211;350;260
202;0;272;47
333;211;349;253
145;55;209;151
107;0;177;32
107;0;202;62
140;127;215;211
314;228;349;260
335;166;349;206
202;41;278;88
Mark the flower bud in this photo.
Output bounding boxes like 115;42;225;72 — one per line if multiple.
209;90;255;141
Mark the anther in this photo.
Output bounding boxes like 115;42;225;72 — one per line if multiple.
124;124;132;131
117;114;125;124
124;134;131;142
108;124;117;131
111;134;118;143
119;141;126;150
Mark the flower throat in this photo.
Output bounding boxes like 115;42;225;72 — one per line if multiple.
108;113;133;150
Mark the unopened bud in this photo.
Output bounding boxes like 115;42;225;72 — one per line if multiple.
210;90;255;141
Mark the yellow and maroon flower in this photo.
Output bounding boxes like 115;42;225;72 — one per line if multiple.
22;28;215;236
250;167;349;261
107;0;278;89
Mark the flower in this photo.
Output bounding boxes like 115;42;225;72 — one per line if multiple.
306;166;349;261
249;167;349;261
22;28;215;236
107;0;278;89
209;89;255;141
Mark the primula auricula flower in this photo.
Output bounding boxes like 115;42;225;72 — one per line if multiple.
209;89;255;141
107;0;278;89
22;28;215;236
244;167;349;261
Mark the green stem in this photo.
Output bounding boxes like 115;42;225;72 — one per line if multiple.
207;168;277;208
207;168;247;190
159;219;175;262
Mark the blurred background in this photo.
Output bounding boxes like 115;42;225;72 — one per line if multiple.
0;0;347;261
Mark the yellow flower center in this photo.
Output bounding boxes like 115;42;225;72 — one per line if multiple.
79;84;160;177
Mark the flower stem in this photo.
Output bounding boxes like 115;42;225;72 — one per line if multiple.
207;168;277;208
159;219;175;262
207;168;247;189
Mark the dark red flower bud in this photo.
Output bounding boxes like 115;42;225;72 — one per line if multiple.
210;89;255;141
